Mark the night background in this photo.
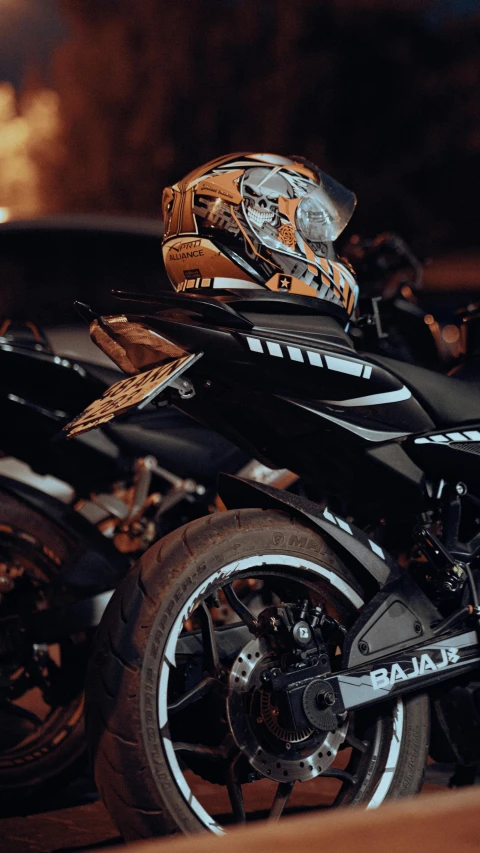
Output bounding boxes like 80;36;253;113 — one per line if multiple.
0;0;479;321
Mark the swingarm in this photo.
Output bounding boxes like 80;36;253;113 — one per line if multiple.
258;627;480;735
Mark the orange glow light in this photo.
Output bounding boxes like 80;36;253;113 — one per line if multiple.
441;324;460;344
0;82;59;219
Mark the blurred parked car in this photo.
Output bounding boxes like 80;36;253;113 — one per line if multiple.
0;214;168;326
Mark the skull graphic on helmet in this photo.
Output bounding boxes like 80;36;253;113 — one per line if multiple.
241;167;294;231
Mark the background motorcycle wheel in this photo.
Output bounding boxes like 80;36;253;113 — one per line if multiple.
0;491;88;809
87;508;429;840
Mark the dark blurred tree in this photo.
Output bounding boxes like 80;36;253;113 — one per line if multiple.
40;0;480;254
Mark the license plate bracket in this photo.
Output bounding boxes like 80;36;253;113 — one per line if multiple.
64;352;202;438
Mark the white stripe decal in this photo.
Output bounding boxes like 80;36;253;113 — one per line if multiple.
415;431;480;445
322;386;411;408
325;355;363;377
336;517;352;534
280;398;409;442
246;337;264;353
266;341;283;357
307;351;323;367
287;346;303;362
367;700;404;809
243;337;373;379
323;508;337;524
369;539;385;559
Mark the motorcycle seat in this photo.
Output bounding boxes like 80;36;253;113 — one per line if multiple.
371;354;480;428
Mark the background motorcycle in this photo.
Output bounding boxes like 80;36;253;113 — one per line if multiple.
0;315;256;806
67;285;480;839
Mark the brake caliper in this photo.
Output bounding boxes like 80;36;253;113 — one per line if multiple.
257;601;346;734
227;600;348;784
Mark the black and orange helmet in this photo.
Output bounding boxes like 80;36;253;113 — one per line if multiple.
162;153;359;321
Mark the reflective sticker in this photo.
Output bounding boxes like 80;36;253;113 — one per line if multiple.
322;387;411;408
415;431;480;445
243;336;372;378
287;346;304;362
323;508;337;524
336;517;352;534
307;351;323;367
246;337;264;353
369;539;385;559
267;341;283;357
325;355;363;377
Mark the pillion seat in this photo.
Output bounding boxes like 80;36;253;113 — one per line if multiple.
371;354;480;428
113;290;480;428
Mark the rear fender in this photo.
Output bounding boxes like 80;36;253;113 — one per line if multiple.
218;475;442;667
218;474;400;588
0;475;128;593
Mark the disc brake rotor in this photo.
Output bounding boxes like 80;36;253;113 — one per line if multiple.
227;637;347;784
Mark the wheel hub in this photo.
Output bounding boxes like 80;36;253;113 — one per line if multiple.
259;690;313;743
227;638;347;783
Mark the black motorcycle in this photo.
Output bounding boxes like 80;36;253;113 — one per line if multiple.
61;284;480;838
0;318;253;804
0;230;470;809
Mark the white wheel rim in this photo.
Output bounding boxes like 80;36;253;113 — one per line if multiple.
157;553;403;831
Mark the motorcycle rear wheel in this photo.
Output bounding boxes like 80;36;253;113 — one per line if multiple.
87;508;429;840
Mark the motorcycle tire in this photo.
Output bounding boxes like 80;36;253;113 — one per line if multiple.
87;508;429;840
0;490;88;807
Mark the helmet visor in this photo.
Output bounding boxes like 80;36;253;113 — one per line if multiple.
295;171;357;245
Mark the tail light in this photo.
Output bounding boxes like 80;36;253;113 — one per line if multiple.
90;315;186;374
